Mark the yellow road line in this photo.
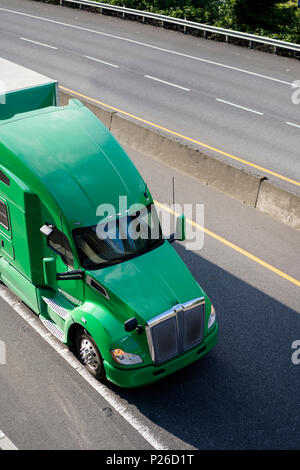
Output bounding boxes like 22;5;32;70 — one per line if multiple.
59;86;299;285
60;85;300;188
155;201;300;288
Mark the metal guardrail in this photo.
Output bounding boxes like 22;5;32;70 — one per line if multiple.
55;0;300;53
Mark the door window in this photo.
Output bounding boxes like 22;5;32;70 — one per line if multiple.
48;227;74;268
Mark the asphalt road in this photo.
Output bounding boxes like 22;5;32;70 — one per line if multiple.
0;143;299;450
0;0;300;194
0;0;300;451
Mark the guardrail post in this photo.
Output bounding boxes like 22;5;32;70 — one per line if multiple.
203;30;207;39
225;35;230;43
183;17;187;34
142;16;145;24
122;5;125;19
274;45;278;54
249;40;254;49
60;0;62;5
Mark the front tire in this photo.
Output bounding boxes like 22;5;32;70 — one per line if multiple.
75;330;106;381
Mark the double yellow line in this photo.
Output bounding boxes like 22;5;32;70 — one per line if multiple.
60;86;300;287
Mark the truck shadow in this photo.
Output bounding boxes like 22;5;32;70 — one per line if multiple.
109;243;300;450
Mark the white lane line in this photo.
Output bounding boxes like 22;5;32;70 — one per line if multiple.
0;430;18;450
216;98;264;115
145;75;190;91
85;55;119;68
20;37;57;50
1;7;293;87
286;121;300;129
0;285;168;451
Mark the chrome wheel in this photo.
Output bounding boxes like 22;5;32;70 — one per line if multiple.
76;330;106;381
80;338;99;370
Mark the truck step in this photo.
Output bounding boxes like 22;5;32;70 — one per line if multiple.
42;297;69;320
40;318;65;342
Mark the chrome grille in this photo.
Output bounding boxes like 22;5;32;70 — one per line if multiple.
151;316;178;363
183;304;204;349
146;297;205;364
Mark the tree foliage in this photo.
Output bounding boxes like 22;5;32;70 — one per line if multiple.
96;0;300;43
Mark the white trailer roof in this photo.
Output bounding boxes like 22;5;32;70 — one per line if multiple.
0;58;56;94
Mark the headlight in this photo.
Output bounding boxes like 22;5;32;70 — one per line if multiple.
111;349;143;365
208;304;216;329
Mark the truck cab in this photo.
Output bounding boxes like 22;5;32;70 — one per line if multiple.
0;60;217;387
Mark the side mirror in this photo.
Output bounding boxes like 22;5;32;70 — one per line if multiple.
124;317;138;332
43;257;57;288
56;270;85;281
169;214;186;243
40;224;54;238
124;317;144;334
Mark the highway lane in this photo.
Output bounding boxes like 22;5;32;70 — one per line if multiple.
0;294;155;450
0;142;299;449
0;0;300;193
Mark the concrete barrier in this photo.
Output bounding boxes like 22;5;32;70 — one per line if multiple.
110;113;262;207
256;180;300;230
59;88;300;230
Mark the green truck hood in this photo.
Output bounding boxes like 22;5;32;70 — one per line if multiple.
88;241;204;324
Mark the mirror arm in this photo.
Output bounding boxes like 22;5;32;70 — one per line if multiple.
168;233;176;244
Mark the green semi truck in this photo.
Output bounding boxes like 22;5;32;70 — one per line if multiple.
0;59;217;388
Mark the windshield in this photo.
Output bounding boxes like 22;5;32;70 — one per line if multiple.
73;204;163;270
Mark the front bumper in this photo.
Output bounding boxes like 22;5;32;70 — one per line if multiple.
104;323;218;388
